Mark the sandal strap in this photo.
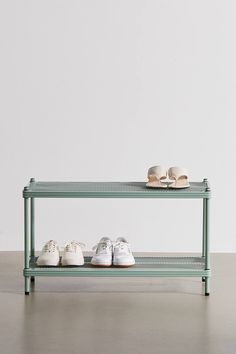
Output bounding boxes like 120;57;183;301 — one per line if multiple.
168;166;189;180
147;165;167;180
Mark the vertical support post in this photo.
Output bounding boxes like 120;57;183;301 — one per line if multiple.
30;178;36;283
202;198;206;258
30;197;35;258
30;197;35;283
205;194;210;296
24;194;30;295
205;197;210;269
202;198;206;282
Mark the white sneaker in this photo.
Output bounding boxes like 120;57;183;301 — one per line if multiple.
91;237;113;267
61;240;85;266
37;240;60;266
113;237;135;267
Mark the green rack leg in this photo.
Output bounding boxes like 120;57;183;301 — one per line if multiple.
204;195;210;296
25;277;30;294
30;192;35;283
30;197;35;259
205;277;210;296
202;197;206;282
24;195;30;295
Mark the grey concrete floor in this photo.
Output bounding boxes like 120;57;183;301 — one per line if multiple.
0;252;236;354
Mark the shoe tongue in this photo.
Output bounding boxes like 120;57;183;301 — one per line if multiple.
116;237;127;243
48;240;56;245
100;237;111;243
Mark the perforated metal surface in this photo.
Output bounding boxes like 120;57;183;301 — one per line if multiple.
23;181;210;198
24;256;210;277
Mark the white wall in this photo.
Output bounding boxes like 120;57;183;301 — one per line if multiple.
0;0;235;252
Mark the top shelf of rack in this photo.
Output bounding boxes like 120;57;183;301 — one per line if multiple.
23;180;211;199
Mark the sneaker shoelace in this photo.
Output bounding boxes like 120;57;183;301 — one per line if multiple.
43;240;58;253
113;241;131;254
65;240;85;253
92;240;112;253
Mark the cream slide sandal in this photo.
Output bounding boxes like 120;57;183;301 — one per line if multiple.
146;165;168;188
168;166;190;189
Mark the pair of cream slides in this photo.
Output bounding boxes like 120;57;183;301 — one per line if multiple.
146;166;190;189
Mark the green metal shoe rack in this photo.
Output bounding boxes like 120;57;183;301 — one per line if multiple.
23;178;211;296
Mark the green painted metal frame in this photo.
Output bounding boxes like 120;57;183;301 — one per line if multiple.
23;178;211;295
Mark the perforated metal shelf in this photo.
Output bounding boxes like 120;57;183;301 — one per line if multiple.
23;181;210;199
23;256;210;277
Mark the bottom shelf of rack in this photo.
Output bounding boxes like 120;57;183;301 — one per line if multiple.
23;256;210;277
